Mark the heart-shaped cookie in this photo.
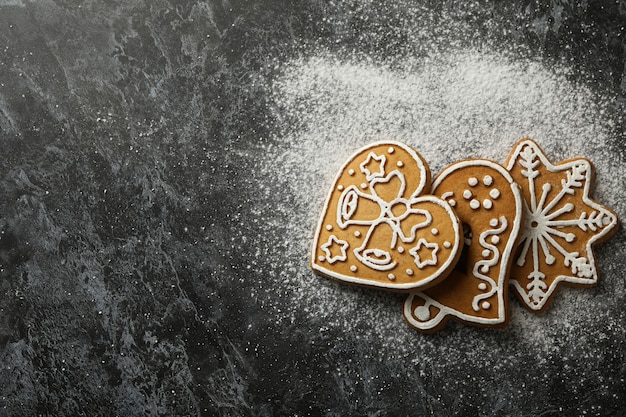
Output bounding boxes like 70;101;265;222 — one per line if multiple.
311;141;462;291
403;160;524;331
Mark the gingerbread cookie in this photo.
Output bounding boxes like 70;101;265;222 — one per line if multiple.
505;139;619;311
311;141;462;291
403;160;524;332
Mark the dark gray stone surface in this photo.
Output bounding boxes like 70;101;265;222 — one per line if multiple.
0;0;625;415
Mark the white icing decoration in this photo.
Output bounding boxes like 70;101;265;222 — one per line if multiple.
470;216;508;312
360;152;386;180
350;265;357;272
468;177;478;186
321;235;349;264
469;199;480;210
414;305;430;321
483;175;493;186
491;235;499;244
481;301;491;309
482;199;493;209
354;231;361;237
409;238;439;269
349;171;440;270
348;169;355;176
406;269;413;276
337;185;344;191
337;188;360;228
360;183;368;189
441;192;457;207
356;248;395;270
388;147;395;154
318;256;325;262
404;159;524;330
397;161;404;167
506;140;619;310
489;188;500;199
478;283;487;290
326;224;333;231
370;170;407;203
443;241;451;248
431;228;438;235
463;190;472;199
397;246;404;253
388;273;395;280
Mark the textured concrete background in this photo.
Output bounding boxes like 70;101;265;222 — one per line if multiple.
0;1;625;416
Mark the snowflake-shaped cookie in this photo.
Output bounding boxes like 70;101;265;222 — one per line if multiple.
505;139;619;311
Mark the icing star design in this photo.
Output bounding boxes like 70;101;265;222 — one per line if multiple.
506;139;618;310
321;235;349;264
360;152;386;180
409;238;439;269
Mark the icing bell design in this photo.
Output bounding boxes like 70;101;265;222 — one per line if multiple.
311;141;462;291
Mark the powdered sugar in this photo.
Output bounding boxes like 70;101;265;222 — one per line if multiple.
255;48;624;352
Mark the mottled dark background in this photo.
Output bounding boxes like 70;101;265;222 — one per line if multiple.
0;1;625;416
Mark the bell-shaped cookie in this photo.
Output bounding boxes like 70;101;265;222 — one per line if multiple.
404;160;524;331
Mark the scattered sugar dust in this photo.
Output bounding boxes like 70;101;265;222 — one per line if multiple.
252;47;625;357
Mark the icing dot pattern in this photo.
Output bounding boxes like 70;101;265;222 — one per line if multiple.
463;174;502;211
